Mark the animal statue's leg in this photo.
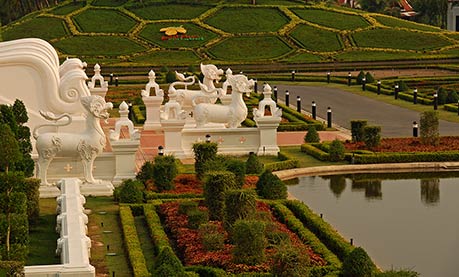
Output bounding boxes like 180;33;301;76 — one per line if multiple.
37;156;52;186
82;156;99;184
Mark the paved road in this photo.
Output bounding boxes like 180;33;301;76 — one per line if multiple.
274;84;459;137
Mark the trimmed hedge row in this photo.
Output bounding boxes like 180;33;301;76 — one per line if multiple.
145;192;202;199
143;204;170;254
264;152;299;172
270;202;341;277
0;261;24;276
348;151;459;164
185;265;227;277
398;92;433;105
301;143;330;161
119;206;150;277
131;105;146;124
285;200;354;262
444;103;459;113
278;122;324;132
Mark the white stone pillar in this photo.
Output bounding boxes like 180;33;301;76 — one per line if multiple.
161;119;186;158
142;96;164;131
255;116;281;155
111;140;140;186
88;63;108;99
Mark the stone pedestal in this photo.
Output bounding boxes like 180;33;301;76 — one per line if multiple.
161;119;186;158
111;140;140;186
142;96;163;131
255;116;281;155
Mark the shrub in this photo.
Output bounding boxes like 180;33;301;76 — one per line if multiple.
437;87;448;105
24;178;40;224
397;80;409;92
187;209;209;229
204;171;236;220
365;72;375;83
0;261;24;276
351;120;367;142
136;161;154;184
304;126;320;143
246;152;264;175
224;189;257;229
153;246;186;276
363;126;381;149
342;247;376;277
118;179;144;203
446;90;459;104
356;70;365;85
166;71;177;83
153;155;178;192
271;242;310;277
232;220;267;265
329;139;346;162
178;201;198;215
225;159;246;188
420;110;439;146
256;170;287;200
193;142;218;180
143;204;170;254
199;223;225;251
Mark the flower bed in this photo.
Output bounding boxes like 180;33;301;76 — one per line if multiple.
345;137;459;152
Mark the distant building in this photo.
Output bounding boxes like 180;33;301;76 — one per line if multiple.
337;0;416;18
448;0;459;31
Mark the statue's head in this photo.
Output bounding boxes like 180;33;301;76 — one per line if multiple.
81;95;112;119
200;63;224;82
228;75;254;96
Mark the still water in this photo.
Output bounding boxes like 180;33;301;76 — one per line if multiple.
287;173;459;277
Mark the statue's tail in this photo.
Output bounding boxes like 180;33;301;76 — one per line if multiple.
33;111;72;139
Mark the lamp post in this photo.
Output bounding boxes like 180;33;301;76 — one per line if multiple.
327;107;332;128
285;90;290;107
327;72;331;84
394;84;399;99
296;96;301;113
158;145;164;156
413;88;418;104
377;80;381;95
362;77;366;91
312;101;317;120
412;121;418;137
273;86;278;103
291;70;296;81
347;72;352;86
205;134;211;143
433;92;438;110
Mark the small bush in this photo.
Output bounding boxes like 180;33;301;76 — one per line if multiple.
0;261;24;276
153;246;185;276
199;223;225;251
153;155;178;192
24;178;40;224
271;242;310;277
304;126;320;143
363;126;381;149
225;159;246;188
187;209;209;229
351;120;367;142
246;152;264;175
256;170;287;200
342;247;376;277
136;161;154;184
420;110;439;146
329;139;346;162
193;142;218;180
166;71;177;83
118;179;144;203
356;71;365;85
365;72;375;83
232;220;267;265
224;190;257;229
178;201;198;215
204;171;236;220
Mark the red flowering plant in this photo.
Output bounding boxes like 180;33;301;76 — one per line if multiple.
345;137;459;153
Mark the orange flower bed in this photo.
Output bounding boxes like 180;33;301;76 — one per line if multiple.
345;137;459;152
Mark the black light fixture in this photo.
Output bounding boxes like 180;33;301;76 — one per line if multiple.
205;134;211;143
158;145;164;156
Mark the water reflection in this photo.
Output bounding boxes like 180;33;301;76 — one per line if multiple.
328;175;346;198
420;178;440;205
351;179;382;200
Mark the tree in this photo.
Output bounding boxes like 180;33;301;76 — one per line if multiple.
304;126;320;143
420;110;439;145
359;0;387;12
412;0;448;28
0;124;21;174
342;247;376;277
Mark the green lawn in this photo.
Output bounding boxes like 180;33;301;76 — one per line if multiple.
2;16;68;41
53;36;146;56
73;9;137;33
207;36;292;60
291;8;370;30
92;0;127;7
204;7;289;33
139;22;218;48
49;2;85;15
335;50;424;62
128;4;211;20
279;146;346;168
134;216;156;272
284;51;323;63
289;24;342;52
131;50;201;65
445;32;459;41
230;0;300;4
352;28;452;51
372;15;441;32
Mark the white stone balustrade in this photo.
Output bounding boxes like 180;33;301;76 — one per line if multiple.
110;101;140;141
88;63;108;99
142;70;164;131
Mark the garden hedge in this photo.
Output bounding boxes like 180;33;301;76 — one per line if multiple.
0;261;24;276
143;204;170;254
348;151;459;164
301;143;330;161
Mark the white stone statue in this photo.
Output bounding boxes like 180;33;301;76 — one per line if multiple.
87;63;108;89
253;83;282;118
193;74;254;128
160;92;187;120
33;95;113;185
110;101;140;140
141;70;163;97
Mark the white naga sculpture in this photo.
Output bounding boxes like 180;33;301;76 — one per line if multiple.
33;95;113;185
193;73;254;128
253;83;282;118
169;63;224;108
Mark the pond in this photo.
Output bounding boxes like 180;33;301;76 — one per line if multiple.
287;172;459;277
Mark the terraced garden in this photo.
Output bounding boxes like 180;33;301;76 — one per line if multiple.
1;0;458;66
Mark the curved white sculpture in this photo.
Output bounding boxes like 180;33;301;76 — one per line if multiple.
253;83;282;118
193;74;254;128
161;92;187;120
110;101;140;140
34;95;113;185
141;70;164;97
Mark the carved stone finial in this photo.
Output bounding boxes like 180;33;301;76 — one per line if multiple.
88;63;108;90
141;69;164;97
226;68;233;76
253;82;281;118
110;101;140;141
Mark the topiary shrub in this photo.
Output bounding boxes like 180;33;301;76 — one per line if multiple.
178;201;198;215
363;126;381;149
204;171;236;220
187;209;209;229
193;142;218;180
199;223;225;251
232;219;267;265
356;70;365;85
24;178;40;224
153;155;178;192
152;246;186;277
0;261;24;276
342;247;376;277
437;87;448;105
329;139;346;162
304;126;320;143
271;242;310;277
446;90;459;104
246;152;264;175
224;189;256;229
365;72;375;83
166;71;177;83
351;120;367;142
136;161;154;184
420;110;439;146
224;159;246;188
118;179;144;203
256;170;287;200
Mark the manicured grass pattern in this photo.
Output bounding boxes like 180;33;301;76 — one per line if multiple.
128;4;211;20
131;50;200;65
352;28;452;51
2;17;68;41
53;36;146;56
291;8;370;30
207;36;292;60
372;15;441;32
285;51;323;63
50;2;85;15
73;9;137;33
290;24;342;52
335;50;424;62
204;7;289;33
92;0;127;7
140;22;218;48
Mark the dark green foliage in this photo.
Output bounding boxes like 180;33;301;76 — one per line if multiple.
201;155;227;175
356;70;365;84
329;139;346;162
136;161;154;184
0;192;27;214
153;155;178;192
256;170;287;200
0;213;29;244
0;124;21;173
271;242;310;277
204;171;236;220
232;220;267;265
0;105;18;135
224;159;246;188
363;126;381;149
437;87;448;105
246;152;264;175
193;142;218;180
342;247;376;277
166;71;177;83
186;265;227;277
420;111;439;146
12;100;28;125
365;72;375;83
118;179;144;203
0;261;24;276
446;90;459;104
351;120;367;142
143;204;170;254
178;201;198;215
224;190;256;229
23;178;40;224
187;209;209;229
304;126;320;143
397;80;409;92
153;246;185;276
199;223;225;251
